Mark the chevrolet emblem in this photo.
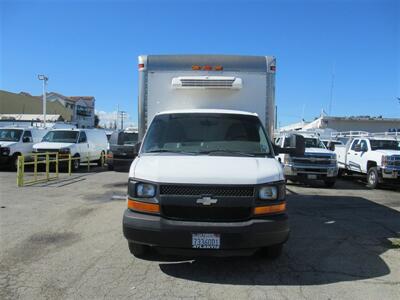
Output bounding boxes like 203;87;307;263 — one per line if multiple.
196;196;218;206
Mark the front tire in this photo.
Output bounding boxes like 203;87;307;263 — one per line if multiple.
10;154;19;171
367;167;379;189
72;155;80;171
97;151;105;167
128;242;149;258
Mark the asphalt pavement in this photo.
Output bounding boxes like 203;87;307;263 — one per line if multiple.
0;169;399;300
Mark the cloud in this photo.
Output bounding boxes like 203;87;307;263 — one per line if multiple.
95;110;136;129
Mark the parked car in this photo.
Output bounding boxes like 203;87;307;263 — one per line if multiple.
107;128;138;171
33;129;108;171
0;127;48;170
334;132;400;188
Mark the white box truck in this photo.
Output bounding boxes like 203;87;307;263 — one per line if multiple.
137;55;277;140
123;55;304;259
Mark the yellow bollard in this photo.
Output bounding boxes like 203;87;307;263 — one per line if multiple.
55;153;59;178
17;155;25;187
46;153;50;181
34;154;38;182
68;154;72;176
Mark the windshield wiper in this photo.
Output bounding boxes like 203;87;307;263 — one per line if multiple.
145;149;196;155
197;150;256;157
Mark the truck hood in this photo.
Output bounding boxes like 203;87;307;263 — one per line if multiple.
0;141;17;148
33;142;75;149
130;154;284;185
375;150;400;156
305;147;334;155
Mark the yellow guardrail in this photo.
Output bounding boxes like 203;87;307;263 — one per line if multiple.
17;151;105;187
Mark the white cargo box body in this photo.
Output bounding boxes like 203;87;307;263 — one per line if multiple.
138;55;276;140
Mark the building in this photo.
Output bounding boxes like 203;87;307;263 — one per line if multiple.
280;115;400;133
45;93;95;128
0;90;73;121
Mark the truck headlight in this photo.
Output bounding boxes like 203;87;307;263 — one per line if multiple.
131;182;156;198
259;186;278;200
1;147;10;156
283;154;291;165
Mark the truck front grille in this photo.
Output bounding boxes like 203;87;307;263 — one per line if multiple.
293;155;333;165
159;185;254;197
161;205;252;222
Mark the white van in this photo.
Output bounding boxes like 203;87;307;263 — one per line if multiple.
0;127;48;170
33;129;108;170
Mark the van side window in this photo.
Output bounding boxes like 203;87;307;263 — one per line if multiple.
78;132;87;143
351;139;360;150
22;130;32;142
23;131;32;138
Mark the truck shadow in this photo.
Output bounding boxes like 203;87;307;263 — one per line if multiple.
159;195;400;285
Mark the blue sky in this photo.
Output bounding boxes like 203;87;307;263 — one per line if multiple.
1;0;399;127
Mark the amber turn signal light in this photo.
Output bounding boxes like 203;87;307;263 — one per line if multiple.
254;202;286;215
127;199;160;213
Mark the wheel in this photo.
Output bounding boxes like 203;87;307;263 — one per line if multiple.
10;154;19;171
324;179;336;188
337;169;344;178
128;242;149;258
259;244;283;259
366;167;379;189
97;151;105;167
107;163;114;171
72;156;80;171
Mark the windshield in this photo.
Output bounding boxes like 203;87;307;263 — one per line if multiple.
0;129;23;142
142;113;271;156
370;140;400;151
304;138;326;149
120;132;138;145
42;131;79;143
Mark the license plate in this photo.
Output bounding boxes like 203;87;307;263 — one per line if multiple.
192;233;220;249
307;174;317;179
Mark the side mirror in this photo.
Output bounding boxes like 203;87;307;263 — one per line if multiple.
328;142;335;151
354;144;361;152
273;134;305;157
23;136;32;143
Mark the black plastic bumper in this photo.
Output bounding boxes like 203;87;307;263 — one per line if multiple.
123;209;289;256
108;158;133;171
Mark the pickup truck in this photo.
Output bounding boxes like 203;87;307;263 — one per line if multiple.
334;133;400;188
274;131;338;187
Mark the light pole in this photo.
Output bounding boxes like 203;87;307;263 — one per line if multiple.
38;75;48;127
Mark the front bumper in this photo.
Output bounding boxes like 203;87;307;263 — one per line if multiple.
123;209;289;256
108;157;133;171
283;163;338;179
380;166;400;179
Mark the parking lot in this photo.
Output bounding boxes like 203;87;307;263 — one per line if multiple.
0;169;399;300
